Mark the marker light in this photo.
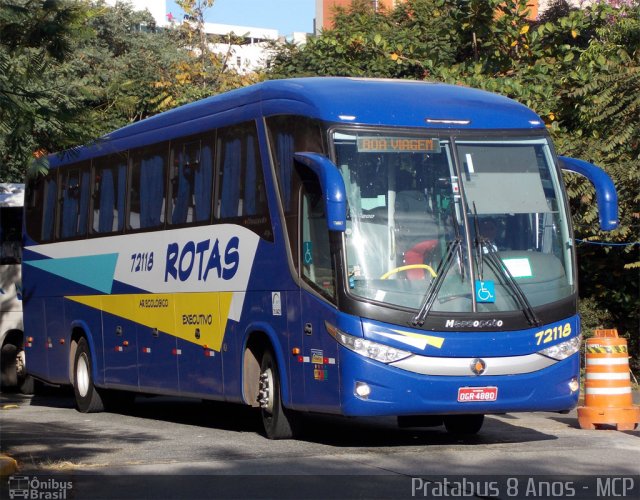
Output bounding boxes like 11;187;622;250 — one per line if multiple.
325;322;412;364
355;382;371;399
538;336;581;360
569;378;580;393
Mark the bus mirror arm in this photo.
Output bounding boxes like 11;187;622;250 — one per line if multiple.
293;152;347;232
559;156;619;231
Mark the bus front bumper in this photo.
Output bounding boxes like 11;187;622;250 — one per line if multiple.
338;347;580;417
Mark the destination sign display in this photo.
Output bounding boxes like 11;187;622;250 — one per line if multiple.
357;137;441;153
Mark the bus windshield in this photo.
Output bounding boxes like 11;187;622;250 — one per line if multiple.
334;130;574;314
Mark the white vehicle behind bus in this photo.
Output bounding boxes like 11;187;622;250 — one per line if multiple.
0;183;29;392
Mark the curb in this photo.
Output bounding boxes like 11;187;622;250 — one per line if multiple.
0;454;18;477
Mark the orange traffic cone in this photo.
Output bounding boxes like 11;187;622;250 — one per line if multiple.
577;329;639;430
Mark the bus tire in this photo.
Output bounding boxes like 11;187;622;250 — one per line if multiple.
73;338;104;413
443;414;484;435
259;349;297;440
0;342;19;390
19;374;35;395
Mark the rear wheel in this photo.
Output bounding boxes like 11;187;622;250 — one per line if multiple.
73;338;104;413
259;349;297;439
443;414;484;435
0;342;19;390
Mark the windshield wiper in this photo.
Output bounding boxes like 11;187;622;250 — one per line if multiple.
482;245;541;327
411;237;460;327
469;205;540;326
412;208;464;327
472;203;484;279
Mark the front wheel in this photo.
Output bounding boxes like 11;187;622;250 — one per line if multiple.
443;414;484;435
73;338;104;413
259;349;297;439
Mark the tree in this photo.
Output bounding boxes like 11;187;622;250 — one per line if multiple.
1;0;259;182
0;0;91;182
154;0;261;110
267;0;463;79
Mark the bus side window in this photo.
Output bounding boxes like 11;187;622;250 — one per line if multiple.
25;176;45;243
216;122;271;239
170;137;214;225
266;115;326;269
301;173;336;300
59;164;90;239
92;155;127;234
41;173;58;242
129;144;168;230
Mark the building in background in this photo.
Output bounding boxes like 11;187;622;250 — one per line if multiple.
315;0;398;33
204;23;281;73
104;0;168;26
102;0;306;74
315;0;596;33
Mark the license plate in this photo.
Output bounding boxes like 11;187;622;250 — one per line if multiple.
457;386;498;403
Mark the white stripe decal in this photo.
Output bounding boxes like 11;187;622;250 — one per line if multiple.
586;372;630;380
585;387;631;395
586;358;628;366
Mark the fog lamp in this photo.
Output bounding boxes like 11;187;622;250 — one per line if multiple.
355;381;371;399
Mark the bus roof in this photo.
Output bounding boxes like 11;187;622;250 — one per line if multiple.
49;78;546;166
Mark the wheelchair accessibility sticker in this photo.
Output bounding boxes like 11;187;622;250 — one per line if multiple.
475;280;495;303
303;241;313;265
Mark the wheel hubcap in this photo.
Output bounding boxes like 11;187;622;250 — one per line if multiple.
15;350;26;379
77;354;90;398
258;367;274;413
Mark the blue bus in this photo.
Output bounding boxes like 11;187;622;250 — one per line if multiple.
22;78;617;438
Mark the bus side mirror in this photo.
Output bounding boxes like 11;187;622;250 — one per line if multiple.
559;156;619;231
293;152;347;232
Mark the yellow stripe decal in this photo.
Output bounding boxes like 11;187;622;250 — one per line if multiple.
390;329;445;349
66;292;233;351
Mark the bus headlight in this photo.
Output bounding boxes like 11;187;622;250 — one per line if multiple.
538;336;581;360
325;322;412;363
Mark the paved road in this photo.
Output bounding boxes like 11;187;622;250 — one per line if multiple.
1;388;638;499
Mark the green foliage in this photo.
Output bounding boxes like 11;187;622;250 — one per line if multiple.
267;0;463;79
156;0;259;109
1;0;253;182
0;0;92;182
267;0;640;368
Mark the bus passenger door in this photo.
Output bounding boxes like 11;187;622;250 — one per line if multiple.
295;176;341;410
298;293;341;410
